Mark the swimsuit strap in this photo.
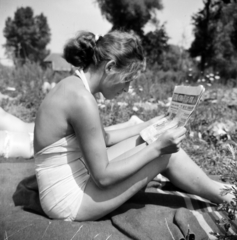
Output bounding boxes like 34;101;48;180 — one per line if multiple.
75;70;91;93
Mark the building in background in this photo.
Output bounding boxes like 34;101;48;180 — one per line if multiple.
43;53;72;72
43;53;73;86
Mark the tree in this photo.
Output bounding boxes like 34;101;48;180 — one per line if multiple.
189;0;215;71
3;7;51;65
95;0;163;37
143;24;169;66
96;0;170;67
212;2;237;81
190;0;237;81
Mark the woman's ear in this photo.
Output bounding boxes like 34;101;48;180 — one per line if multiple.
105;60;115;74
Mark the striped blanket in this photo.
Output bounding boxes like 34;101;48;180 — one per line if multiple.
1;159;236;240
154;177;237;238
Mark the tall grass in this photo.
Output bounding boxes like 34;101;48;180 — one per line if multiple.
0;63;70;121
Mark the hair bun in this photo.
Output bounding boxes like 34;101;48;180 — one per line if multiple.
63;31;96;69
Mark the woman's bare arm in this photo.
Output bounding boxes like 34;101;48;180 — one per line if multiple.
103;114;168;146
69;92;185;189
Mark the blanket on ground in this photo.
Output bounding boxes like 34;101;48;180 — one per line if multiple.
0;158;236;240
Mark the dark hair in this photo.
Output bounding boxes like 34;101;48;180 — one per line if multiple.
63;30;145;75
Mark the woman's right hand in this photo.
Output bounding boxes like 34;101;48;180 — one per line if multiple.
154;126;186;155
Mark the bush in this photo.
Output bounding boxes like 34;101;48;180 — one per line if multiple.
0;62;70;121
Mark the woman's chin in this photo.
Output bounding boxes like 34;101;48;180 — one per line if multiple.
102;91;120;100
103;94;114;100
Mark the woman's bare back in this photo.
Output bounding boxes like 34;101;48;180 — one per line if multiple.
34;75;90;153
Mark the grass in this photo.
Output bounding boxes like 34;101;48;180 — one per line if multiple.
0;62;237;238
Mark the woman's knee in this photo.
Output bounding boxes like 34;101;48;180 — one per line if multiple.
168;148;187;162
159;148;184;171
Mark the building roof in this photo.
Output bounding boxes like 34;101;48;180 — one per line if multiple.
44;53;72;71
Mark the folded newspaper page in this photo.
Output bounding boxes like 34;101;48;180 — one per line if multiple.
140;85;205;144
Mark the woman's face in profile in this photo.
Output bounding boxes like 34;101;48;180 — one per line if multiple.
101;72;131;99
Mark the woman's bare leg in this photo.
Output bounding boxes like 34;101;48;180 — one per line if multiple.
0;131;33;159
76;136;233;221
0;107;34;133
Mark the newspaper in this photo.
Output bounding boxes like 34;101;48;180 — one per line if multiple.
140;85;205;144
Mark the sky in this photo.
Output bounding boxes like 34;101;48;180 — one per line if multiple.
0;0;203;66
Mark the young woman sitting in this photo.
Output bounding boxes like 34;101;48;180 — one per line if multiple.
31;30;233;222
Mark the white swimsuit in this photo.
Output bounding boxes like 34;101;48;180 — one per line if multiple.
34;70;91;221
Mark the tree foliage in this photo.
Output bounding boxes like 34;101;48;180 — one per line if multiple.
212;2;237;81
143;25;169;66
96;0;170;67
96;0;163;36
3;7;51;65
189;0;215;71
190;0;237;81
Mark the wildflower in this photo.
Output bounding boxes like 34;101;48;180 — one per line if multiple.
189;131;194;138
128;86;136;96
198;132;202;139
98;103;106;109
128;86;133;93
6;87;15;91
132;106;139;112
42;81;55;94
138;86;143;91
117;102;128;107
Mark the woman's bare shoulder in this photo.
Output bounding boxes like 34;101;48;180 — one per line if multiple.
59;77;98;116
58;75;93;100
